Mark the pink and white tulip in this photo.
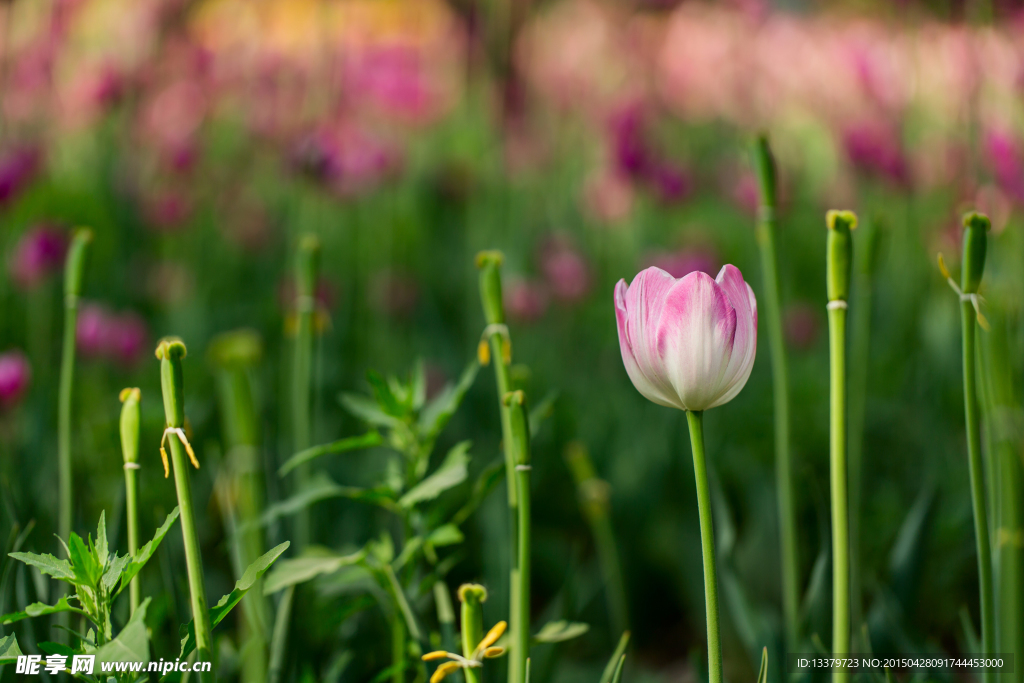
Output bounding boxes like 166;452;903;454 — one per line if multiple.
614;265;757;412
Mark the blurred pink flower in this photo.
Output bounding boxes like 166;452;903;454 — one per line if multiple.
345;45;436;122
107;312;149;366
77;303;112;357
784;302;819;351
609;104;650;179
983;129;1024;203
540;237;592;303
290;125;399;193
141;79;206;168
842;122;908;185
581;169;634;223
144;191;192;231
0;351;31;408
504;277;549;323
9;226;66;290
731;169;759;216
644;248;718;279
649;162;692;204
0;147;41;207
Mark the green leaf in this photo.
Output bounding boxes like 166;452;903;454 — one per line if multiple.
181;542;289;657
756;647;768;683
426;525;464;548
38;641;76;657
69;532;100;587
533;620;590;644
95;598;150;664
8;551;74;582
410;359;427;411
278;431;383;477
393;537;423;571
0;634;22;662
599;632;630;683
259;474;396;527
263;549;366;595
398;442;471;508
95;510;108;570
367;370;405;417
102;553;130;593
118;507;180;596
418;361;479;441
339;393;401;428
0;596;77;625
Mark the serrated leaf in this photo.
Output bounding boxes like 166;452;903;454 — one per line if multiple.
95;510;108;570
278;431;383;476
95;598;150;664
180;542;289;657
0;634;22;661
426;525;464;548
418;361;479;441
118;507;180;596
102;553;130;593
398;442;470;508
69;532;99;587
263;549;366;595
339;393;402;428
533;620;590;643
8;551;74;582
0;596;77;625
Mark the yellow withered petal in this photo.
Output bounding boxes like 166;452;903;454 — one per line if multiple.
422;651;452;662
478;620;507;650
483;647;505;658
159;447;170;478
937;253;951;280
478;340;491;366
182;436;200;469
430;661;461;683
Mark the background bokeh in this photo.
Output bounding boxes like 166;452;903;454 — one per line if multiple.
0;0;1023;681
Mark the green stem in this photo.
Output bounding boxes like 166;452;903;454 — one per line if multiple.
156;339;214;678
476;251;520;683
58;230;92;544
268;586;294;683
292;235;319;548
507;391;531;683
119;388;142;616
459;585;486;683
828;305;850;683
391;616;407;683
752;136;799;649
962;300;994;683
686;410;722;683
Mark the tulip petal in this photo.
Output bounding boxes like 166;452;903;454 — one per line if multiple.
615;273;683;409
710;265;758;408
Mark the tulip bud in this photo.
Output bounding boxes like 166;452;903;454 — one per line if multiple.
960;212;989;295
119;388;141;466
155;338;188;428
458;583;487;656
826;210;857;303
476;251;505;325
64;229;93;301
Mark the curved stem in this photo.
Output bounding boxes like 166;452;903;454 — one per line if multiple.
962;300;994;683
686;410;722;683
828;306;850;683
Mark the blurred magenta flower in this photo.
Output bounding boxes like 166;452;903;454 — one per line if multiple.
614;265;757;411
77;303;112;358
0;147;41;207
504;277;549;323
983;129;1024;203
644;248;718;279
144;191;193;231
0;351;31;408
783;302;820;351
581;169;634;223
540;237;592;303
842;123;908;185
76;304;150;366
9;225;67;290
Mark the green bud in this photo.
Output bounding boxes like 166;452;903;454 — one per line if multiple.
207;328;263;369
960;211;989;295
296;234;320;303
826;210;857;302
476;250;505;325
64;228;93;300
156;338;188;428
752;133;777;209
119;388;141;465
458;583;487;656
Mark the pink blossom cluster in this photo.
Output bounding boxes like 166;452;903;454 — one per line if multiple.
76;304;150;367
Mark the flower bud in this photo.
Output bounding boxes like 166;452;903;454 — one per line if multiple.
156;338;188;428
476;251;505;325
960;211;989;295
458;583;487;657
119;388;141;466
826;210;857;302
64;229;93;300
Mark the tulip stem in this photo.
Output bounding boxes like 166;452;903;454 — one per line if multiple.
686;410;722;683
752;136;799;650
291;234;319;548
828;304;850;683
119;388;142;616
961;298;994;683
507;391;532;683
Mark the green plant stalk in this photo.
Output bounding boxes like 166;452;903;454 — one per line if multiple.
826;210;855;683
685;410;722;683
752;136;799;649
156;340;214;677
459;585;486;683
962;301;994;683
847;218;879;644
564;442;628;635
58;229;92;545
292;235;319;548
391;616;406;683
507;391;531;683
119;388;142;615
268;585;294;683
476;251;520;683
